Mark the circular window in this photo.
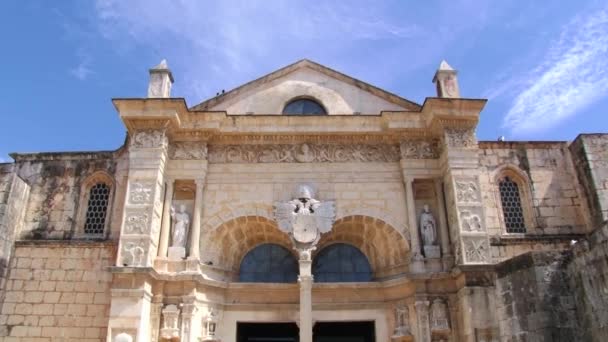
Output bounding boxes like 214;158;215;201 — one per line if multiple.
312;243;372;282
239;244;298;283
282;98;327;115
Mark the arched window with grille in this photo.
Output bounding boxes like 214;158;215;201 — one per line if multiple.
83;183;111;235
76;172;114;238
496;168;533;234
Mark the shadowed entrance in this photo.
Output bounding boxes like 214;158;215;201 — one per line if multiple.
237;323;299;342
314;321;375;342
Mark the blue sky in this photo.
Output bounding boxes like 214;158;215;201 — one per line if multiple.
2;1;608;161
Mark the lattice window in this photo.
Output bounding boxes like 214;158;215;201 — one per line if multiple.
83;183;110;235
499;176;526;233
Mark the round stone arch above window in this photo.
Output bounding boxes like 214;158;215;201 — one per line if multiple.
282;97;327;115
492;164;536;234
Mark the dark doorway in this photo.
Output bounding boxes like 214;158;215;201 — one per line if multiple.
237;322;299;342
313;321;375;342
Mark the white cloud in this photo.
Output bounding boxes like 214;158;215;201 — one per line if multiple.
70;60;93;80
92;0;486;103
502;6;608;133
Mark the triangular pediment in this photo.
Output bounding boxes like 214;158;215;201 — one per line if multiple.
190;59;421;114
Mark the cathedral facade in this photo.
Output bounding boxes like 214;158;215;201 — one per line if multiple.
0;59;607;341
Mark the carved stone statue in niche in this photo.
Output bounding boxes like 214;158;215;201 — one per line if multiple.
420;205;437;246
430;299;450;332
169;204;190;260
420;205;440;259
392;303;411;337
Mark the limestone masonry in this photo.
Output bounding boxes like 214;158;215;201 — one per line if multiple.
0;59;607;341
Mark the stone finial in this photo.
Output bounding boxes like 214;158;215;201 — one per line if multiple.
147;59;174;98
432;60;460;98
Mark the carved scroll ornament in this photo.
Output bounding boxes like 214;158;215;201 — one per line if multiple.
444;128;477;148
169;142;208;160
400;139;439;159
130;129;168;149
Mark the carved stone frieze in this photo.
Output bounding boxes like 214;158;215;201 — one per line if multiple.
400;139;440;159
130;129;168;149
444;127;477;148
120;239;148;267
208;143;400;163
462;237;490;264
129;181;155;204
169;142;208;160
455;178;481;204
124;209;150;235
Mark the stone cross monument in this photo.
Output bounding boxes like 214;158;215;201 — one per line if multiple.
275;184;335;342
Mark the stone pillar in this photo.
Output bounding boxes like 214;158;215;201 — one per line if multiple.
299;255;313;342
109;128;169;341
188;179;204;259
405;177;422;259
440;127;490;265
415;300;431;342
181;301;197;342
434;179;451;256
158;178;175;258
148;59;174;98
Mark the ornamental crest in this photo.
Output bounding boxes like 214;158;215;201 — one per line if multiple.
274;185;335;253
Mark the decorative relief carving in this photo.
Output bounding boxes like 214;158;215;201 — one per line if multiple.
208;143;400;163
169;142;208;160
129;181;154;204
400;139;439;159
121;240;147;267
124;210;150;234
460;208;484;232
444;128;477;148
415;301;431;342
455;179;481;203
463;237;489;264
430;299;450;332
131;129;168;148
392;302;411;337
160;304;180;340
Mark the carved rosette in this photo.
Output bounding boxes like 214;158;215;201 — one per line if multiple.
130;129;168;149
208;143;400;163
399;139;440;159
168;142;208;160
444;127;477;148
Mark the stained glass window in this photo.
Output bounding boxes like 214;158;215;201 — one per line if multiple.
239;244;299;283
312;243;372;282
499;176;526;233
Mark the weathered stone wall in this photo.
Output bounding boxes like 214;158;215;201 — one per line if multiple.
0;241;115;341
10;153;122;240
495;251;576;342
568;224;608;341
479;142;585;236
570;134;608;229
0;164;30;291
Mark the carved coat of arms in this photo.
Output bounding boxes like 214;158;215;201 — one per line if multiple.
274;185;335;250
